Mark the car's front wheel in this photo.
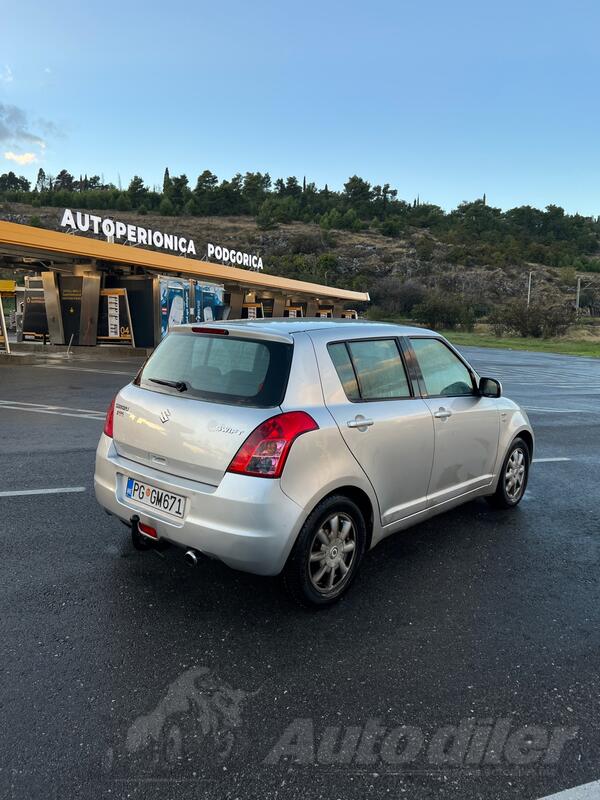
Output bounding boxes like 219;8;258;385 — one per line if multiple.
486;437;530;509
283;495;366;608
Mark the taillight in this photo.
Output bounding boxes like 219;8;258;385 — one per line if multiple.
192;327;229;335
103;396;116;438
226;411;318;478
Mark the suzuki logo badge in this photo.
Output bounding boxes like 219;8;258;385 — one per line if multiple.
159;409;172;424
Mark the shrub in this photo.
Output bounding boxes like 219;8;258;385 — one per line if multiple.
415;236;435;261
317;253;339;273
412;291;473;330
184;197;199;216
159;196;175;216
256;198;278;230
369;278;426;316
115;193;132;211
559;266;577;287
489;298;575;338
380;216;403;237
291;232;323;254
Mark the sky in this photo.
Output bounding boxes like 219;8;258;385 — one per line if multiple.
1;0;599;215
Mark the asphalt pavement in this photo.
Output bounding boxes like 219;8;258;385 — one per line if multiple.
0;346;599;800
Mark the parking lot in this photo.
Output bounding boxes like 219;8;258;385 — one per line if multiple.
1;345;599;800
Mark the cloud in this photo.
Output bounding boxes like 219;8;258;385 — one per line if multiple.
0;103;61;156
0;65;13;84
0;103;62;169
4;151;37;165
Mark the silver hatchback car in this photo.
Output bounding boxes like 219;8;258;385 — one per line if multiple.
95;319;533;607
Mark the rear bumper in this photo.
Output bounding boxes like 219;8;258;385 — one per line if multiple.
94;434;305;576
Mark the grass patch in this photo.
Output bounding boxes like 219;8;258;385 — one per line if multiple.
440;330;600;358
366;311;600;357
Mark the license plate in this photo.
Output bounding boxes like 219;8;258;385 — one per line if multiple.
125;477;186;518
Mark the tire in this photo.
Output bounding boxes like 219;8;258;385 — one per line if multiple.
486;437;530;509
282;495;366;608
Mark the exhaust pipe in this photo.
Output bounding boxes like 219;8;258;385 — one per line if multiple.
184;549;199;568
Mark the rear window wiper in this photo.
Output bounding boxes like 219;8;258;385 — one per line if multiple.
148;377;188;393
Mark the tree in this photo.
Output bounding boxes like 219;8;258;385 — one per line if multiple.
193;170;218;214
127;176;148;207
54;169;74;190
449;199;502;237
213;175;244;215
285;176;302;198
343;175;372;215
194;170;218;194
0;171;30;191
162;167;172;194
35;168;47;192
169;174;191;209
242;172;271;213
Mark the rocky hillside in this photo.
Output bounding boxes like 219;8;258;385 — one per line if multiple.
2;203;598;316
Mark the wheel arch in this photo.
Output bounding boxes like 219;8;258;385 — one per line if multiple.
516;428;534;459
315;485;375;552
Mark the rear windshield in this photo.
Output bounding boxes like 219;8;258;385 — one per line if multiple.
139;333;293;408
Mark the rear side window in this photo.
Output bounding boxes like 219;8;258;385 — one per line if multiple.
328;339;411;401
140;333;292;407
328;343;360;401
410;337;474;397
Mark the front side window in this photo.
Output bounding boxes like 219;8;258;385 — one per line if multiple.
328;339;411;401
410;338;474;397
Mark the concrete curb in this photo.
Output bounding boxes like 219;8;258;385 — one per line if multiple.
9;342;152;358
0;352;42;365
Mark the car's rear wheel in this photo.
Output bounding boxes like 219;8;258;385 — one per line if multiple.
486;437;530;509
283;495;366;608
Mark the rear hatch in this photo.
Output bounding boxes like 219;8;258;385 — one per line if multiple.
113;327;293;486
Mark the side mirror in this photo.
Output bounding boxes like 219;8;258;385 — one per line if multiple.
479;377;502;398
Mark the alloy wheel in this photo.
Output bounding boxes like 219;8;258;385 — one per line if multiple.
308;512;357;595
505;447;526;501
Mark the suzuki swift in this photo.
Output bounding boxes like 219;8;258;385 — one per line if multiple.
94;319;533;607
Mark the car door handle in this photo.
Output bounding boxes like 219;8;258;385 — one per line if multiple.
433;407;452;420
347;416;374;429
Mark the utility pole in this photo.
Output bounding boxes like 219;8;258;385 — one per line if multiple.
575;276;581;314
527;270;533;308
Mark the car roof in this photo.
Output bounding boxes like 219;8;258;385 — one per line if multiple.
174;318;438;338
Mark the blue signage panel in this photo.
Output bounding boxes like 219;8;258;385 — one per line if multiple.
160;279;190;338
194;282;224;323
